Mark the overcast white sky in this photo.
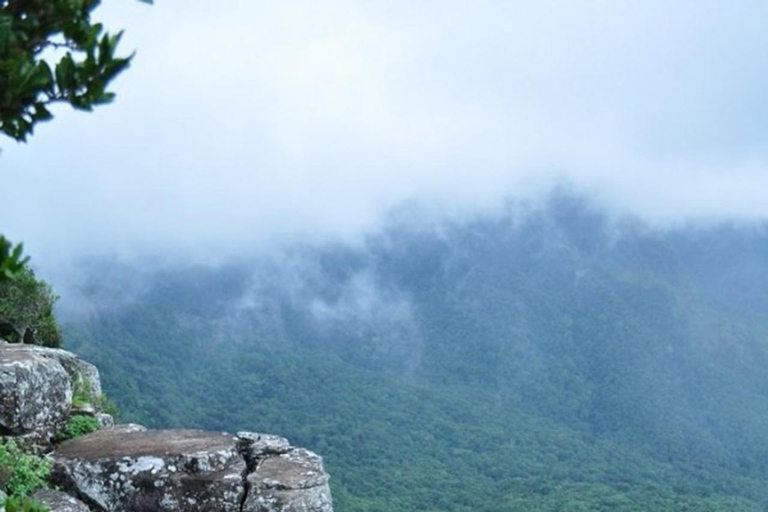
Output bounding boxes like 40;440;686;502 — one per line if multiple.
3;0;768;263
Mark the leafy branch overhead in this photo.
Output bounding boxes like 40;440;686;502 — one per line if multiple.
0;0;151;142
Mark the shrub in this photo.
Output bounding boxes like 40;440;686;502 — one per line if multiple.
60;416;101;441
4;495;50;512
0;439;50;499
96;394;119;419
71;373;93;409
71;372;119;420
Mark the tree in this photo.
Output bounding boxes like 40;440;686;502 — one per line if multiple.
0;237;27;283
0;266;61;347
0;0;150;279
0;0;151;142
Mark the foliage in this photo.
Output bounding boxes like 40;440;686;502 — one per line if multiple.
0;0;152;285
3;496;50;512
62;198;768;511
0;0;151;142
95;393;118;419
70;371;118;418
0;267;61;347
70;372;92;408
60;415;100;440
0;439;50;500
0;237;28;283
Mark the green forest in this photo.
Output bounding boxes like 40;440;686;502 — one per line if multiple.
60;196;768;512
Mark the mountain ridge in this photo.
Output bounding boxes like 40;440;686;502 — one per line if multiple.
61;196;768;511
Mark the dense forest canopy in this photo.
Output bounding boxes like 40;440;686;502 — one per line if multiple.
62;195;768;512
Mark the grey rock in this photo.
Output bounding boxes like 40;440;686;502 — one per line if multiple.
0;341;102;399
237;432;291;469
107;423;146;434
39;348;102;400
71;404;96;416
243;449;332;512
51;429;246;512
32;489;90;512
0;342;72;443
96;413;115;428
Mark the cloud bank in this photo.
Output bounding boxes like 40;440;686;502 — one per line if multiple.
3;0;768;263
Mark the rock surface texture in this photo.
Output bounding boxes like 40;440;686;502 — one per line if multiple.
0;341;73;443
0;342;333;512
52;429;246;512
243;448;332;512
32;489;91;512
52;429;333;512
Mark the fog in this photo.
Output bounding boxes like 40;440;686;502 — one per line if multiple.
3;0;768;266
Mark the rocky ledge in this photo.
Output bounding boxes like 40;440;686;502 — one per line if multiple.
0;341;333;512
51;428;332;512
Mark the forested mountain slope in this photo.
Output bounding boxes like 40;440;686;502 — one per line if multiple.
61;195;768;511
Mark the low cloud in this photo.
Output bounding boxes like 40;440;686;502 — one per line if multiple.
3;0;768;266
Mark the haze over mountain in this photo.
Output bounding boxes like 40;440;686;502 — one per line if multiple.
3;0;768;264
60;193;768;511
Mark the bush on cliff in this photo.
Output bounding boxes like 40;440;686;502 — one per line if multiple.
3;495;50;512
0;439;50;500
59;416;101;441
0;267;61;347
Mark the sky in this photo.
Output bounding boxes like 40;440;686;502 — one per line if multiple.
3;0;768;264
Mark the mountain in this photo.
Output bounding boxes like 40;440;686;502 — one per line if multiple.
60;194;768;511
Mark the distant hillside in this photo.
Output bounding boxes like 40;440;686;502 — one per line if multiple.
62;194;768;512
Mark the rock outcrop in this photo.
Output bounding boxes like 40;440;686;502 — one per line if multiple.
0;342;72;444
1;341;102;397
51;429;246;512
0;341;334;512
32;489;91;512
51;428;333;512
243;448;332;512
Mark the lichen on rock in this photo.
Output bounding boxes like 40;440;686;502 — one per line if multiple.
0;341;73;444
243;448;333;512
32;489;90;512
51;429;246;512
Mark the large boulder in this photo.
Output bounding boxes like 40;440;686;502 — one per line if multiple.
32;489;91;512
51;429;333;512
243;448;333;512
0;341;72;443
1;342;102;398
51;429;246;512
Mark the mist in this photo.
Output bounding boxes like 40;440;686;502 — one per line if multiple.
3;0;768;270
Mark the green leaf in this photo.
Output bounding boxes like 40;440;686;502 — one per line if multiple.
93;91;116;105
32;103;53;122
55;54;76;93
0;237;30;281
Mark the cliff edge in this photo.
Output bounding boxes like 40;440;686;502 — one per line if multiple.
0;341;333;512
